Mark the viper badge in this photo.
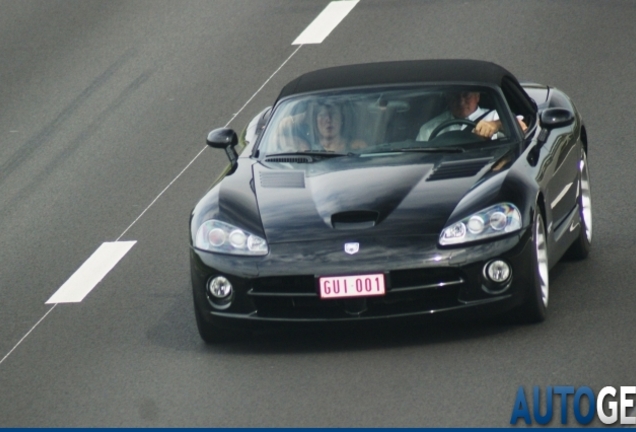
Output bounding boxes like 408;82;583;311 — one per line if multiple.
344;242;360;255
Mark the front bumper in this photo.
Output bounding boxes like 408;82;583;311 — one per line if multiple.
191;229;534;330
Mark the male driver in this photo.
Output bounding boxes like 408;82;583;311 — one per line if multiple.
416;91;503;141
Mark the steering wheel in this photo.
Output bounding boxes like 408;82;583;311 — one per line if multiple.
429;119;477;140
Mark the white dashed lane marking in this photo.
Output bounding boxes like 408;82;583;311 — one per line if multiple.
292;0;359;45
45;241;136;304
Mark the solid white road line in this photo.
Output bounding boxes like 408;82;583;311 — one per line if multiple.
3;0;357;366
0;304;57;367
292;0;359;45
223;45;303;129
45;241;136;304
115;44;303;243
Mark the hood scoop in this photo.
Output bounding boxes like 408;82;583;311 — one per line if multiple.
259;171;305;188
427;157;491;181
331;211;379;230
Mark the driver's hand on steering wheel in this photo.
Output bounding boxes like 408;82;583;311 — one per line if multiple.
473;120;501;138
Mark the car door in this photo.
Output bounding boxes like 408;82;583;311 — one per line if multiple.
502;78;579;248
539;90;580;238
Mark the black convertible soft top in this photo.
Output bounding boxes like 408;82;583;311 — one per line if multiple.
276;59;518;101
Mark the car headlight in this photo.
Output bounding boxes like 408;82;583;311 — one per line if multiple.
439;203;522;246
195;220;268;255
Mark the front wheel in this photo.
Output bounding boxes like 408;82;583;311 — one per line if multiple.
515;210;549;323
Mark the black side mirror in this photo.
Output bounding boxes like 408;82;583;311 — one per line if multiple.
539;108;574;129
207;128;239;169
207;128;238;148
537;108;575;145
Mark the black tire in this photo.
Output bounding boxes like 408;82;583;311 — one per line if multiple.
193;297;246;344
515;210;549;324
565;150;592;259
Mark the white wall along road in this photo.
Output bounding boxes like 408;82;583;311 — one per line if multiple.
0;0;360;367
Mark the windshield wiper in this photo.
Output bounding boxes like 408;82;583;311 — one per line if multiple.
265;151;351;159
365;147;464;155
399;146;464;153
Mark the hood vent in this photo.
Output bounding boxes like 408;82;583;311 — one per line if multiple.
259;171;305;188
331;211;379;230
264;156;311;163
427;158;491;181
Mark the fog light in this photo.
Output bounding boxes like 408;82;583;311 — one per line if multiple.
207;276;233;299
485;260;511;283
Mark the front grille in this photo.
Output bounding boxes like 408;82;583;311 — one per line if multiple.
390;268;464;291
247;268;465;319
251;275;316;296
252;296;344;319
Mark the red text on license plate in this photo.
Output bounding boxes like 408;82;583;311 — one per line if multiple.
318;273;386;299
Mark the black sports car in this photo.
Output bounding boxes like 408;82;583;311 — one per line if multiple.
190;60;591;343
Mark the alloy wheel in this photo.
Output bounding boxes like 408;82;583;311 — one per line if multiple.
579;153;592;243
535;214;549;308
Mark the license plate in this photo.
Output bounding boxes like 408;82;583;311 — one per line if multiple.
318;273;386;299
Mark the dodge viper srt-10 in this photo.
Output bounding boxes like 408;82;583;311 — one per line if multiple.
190;59;591;343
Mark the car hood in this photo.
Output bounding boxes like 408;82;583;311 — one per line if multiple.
253;151;507;244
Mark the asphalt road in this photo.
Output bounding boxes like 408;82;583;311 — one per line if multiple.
1;0;635;427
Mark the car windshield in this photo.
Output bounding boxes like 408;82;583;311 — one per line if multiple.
257;85;519;158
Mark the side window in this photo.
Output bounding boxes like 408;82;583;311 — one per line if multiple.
501;77;537;136
245;106;272;156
